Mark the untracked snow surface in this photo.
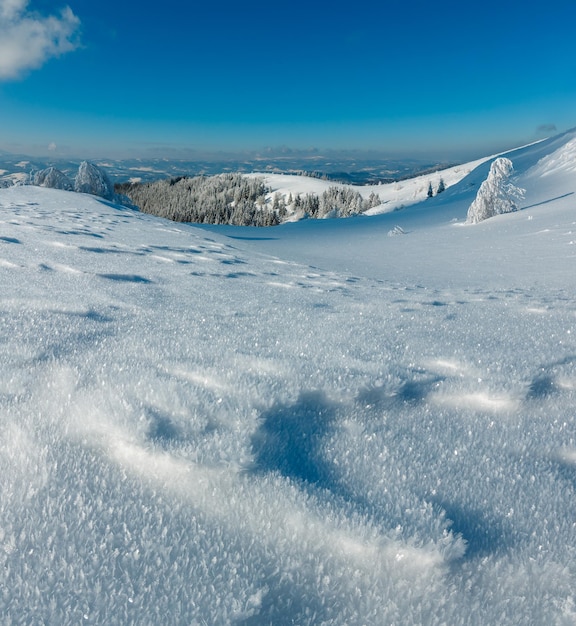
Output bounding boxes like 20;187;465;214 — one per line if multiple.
1;130;576;624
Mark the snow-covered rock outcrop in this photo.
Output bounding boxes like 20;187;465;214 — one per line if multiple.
34;167;73;191
74;160;114;200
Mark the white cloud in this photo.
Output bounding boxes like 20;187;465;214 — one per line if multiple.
0;0;27;20
0;0;80;80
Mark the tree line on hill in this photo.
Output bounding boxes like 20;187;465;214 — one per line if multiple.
25;161;383;227
23;157;527;227
115;174;382;226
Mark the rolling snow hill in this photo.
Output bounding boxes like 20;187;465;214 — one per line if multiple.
219;129;576;289
0;129;575;625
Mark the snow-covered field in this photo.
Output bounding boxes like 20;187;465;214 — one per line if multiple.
1;130;575;625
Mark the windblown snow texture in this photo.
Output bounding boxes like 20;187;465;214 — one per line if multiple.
0;129;575;624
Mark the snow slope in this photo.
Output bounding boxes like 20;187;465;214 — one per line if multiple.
233;129;576;289
0;129;575;624
250;157;490;217
251;140;547;216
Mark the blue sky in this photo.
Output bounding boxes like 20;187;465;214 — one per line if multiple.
0;0;575;160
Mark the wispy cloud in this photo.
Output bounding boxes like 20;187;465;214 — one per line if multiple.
537;124;557;134
0;0;80;80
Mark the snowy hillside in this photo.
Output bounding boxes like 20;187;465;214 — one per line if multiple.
251;133;571;218
253;153;493;216
0;129;576;624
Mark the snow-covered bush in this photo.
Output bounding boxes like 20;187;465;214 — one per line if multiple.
34;167;73;191
387;225;406;236
466;157;524;224
74;161;114;200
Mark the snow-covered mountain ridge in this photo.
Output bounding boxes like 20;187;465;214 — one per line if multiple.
0;128;575;624
250;128;575;217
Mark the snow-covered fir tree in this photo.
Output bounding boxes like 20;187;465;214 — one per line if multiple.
74;161;114;200
293;186;381;220
34;167;73;191
466;157;524;224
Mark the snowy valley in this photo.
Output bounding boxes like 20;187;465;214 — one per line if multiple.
0;129;576;624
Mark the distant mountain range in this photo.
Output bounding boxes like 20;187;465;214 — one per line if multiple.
0;151;454;187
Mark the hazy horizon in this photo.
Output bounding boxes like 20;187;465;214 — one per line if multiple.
0;132;562;165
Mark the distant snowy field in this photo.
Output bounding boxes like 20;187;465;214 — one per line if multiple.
1;130;575;624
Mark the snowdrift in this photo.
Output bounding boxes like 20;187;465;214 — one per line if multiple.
0;129;575;624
